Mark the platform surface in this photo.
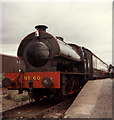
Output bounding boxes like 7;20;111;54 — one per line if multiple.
64;79;112;118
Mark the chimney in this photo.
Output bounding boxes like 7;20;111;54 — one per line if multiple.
35;25;48;32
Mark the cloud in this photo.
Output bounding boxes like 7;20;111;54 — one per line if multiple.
2;1;112;64
1;44;18;56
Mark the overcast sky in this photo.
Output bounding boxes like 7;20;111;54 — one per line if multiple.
1;0;112;64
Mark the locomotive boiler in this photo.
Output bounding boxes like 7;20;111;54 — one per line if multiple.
2;25;109;100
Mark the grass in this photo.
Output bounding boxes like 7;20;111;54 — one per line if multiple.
6;90;29;102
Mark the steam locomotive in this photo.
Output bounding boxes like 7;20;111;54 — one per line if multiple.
2;25;109;100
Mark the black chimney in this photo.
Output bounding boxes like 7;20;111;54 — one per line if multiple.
35;25;48;32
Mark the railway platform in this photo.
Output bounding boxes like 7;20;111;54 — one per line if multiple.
64;78;112;118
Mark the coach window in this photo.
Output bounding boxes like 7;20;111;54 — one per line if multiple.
95;59;97;69
16;60;18;64
88;60;90;68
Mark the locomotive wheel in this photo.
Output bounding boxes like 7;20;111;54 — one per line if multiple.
31;89;41;101
61;74;67;98
32;89;54;101
73;76;80;91
61;74;71;98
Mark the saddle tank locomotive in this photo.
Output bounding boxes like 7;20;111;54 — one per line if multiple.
2;25;109;100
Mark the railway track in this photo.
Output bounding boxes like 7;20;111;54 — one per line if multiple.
2;94;77;119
